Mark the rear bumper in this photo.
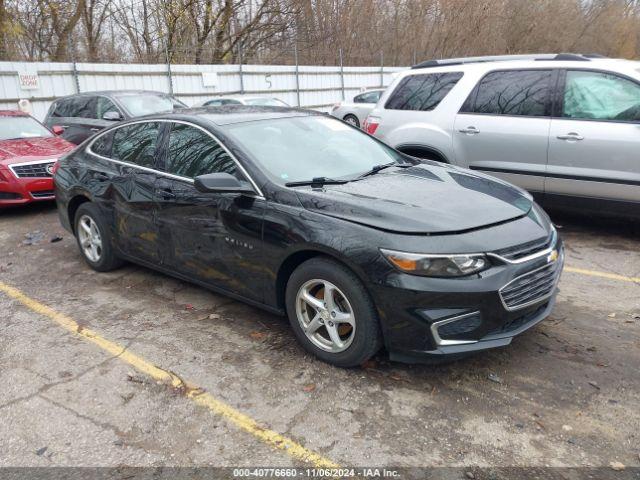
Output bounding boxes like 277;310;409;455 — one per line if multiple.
0;166;55;206
370;238;564;363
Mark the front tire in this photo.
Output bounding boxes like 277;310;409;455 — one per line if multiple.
285;257;382;367
74;203;123;272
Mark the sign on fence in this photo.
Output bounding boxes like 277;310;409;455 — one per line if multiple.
18;72;40;90
202;72;218;88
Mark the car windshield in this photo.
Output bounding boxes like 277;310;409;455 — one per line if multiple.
225;116;404;183
0;117;52;141
244;98;289;107
115;94;186;117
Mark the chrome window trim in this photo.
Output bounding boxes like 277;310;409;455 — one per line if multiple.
8;158;59;179
86;118;265;199
430;312;480;346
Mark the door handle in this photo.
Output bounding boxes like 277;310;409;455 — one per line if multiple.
156;188;176;200
557;132;584;141
459;126;480;135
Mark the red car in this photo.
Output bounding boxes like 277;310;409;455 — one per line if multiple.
0;110;75;206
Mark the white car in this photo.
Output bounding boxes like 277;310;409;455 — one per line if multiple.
330;89;385;128
365;53;640;220
194;95;289;107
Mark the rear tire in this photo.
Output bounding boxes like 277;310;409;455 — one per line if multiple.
343;114;360;128
74;203;124;272
285;257;382;367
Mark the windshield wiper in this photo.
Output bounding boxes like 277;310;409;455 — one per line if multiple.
357;162;411;179
285;177;349;187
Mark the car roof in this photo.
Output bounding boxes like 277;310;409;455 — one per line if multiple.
142;105;322;126
0;110;29;117
53;90;170;101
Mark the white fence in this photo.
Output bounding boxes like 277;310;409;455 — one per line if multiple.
0;61;406;120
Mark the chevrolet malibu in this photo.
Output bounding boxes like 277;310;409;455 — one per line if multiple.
1;110;75;206
54;106;564;367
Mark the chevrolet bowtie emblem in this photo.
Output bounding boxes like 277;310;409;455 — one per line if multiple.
547;250;559;263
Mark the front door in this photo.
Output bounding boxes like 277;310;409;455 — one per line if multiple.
453;69;556;196
154;122;266;302
546;69;640;207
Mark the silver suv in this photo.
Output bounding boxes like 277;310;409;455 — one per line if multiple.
366;54;640;219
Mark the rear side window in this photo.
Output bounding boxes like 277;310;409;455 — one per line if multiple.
51;99;74;118
91;131;114;157
385;72;463;111
166;123;236;178
355;91;382;103
464;70;553;117
70;96;98;119
112;122;161;168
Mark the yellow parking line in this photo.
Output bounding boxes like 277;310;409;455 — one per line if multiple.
565;266;640;284
0;281;339;469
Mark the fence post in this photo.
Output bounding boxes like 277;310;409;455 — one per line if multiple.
294;44;301;107
339;48;345;101
379;51;384;88
165;43;173;95
68;32;80;93
238;43;244;94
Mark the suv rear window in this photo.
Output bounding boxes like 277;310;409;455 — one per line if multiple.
463;70;553;117
385;72;463;111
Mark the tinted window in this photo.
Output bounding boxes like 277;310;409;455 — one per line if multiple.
166;123;236;178
96;97;121;119
51;99;74;118
468;70;552;117
70;96;98;119
91;131;114;157
563;70;640;121
112;122;160;167
115;94;186;117
355;91;381;103
385;73;463;111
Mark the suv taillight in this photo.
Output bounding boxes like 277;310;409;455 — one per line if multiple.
364;116;380;135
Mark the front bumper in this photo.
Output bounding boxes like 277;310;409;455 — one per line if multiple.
371;238;564;363
0;165;55;206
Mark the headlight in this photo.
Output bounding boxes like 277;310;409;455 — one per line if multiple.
380;249;489;277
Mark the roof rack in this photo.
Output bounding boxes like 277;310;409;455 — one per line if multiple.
411;53;603;69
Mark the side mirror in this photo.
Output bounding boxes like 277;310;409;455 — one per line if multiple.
51;125;64;135
102;111;122;121
194;172;255;194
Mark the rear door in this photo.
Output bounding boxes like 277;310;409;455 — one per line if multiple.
546;69;640;207
49;96;100;145
154;121;266;302
453;69;556;195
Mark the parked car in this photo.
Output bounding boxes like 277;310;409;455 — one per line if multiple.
194;95;289;108
44;90;187;145
331;89;385;127
0;110;75;206
366;53;640;219
54;106;563;367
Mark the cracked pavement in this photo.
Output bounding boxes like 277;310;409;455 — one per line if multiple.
0;203;639;468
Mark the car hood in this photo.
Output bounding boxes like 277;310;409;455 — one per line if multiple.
0;136;75;164
294;164;533;234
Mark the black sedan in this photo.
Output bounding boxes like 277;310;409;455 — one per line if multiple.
53;106;564;367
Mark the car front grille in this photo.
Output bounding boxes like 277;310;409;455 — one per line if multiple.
487;302;548;336
10;161;55;178
0;191;22;200
499;259;562;311
31;190;55;198
493;234;553;262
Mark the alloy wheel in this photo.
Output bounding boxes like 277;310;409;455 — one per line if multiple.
78;214;103;263
295;279;356;353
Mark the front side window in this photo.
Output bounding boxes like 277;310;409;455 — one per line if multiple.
115;94;186;117
385;72;463;111
224;115;405;184
51;99;73;118
0;116;52;141
96;97;121;119
112;122;161;167
467;70;552;117
563;70;640;121
166;123;236;178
